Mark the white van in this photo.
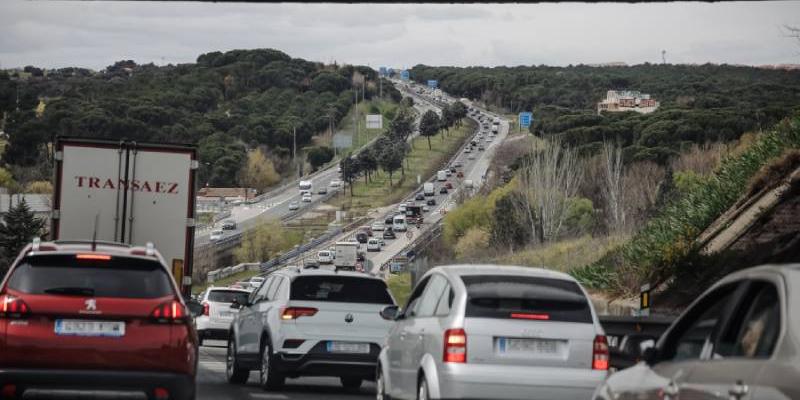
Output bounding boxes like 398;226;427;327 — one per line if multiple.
464;179;474;189
437;170;447;181
393;214;407;232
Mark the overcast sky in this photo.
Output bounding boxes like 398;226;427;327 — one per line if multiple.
1;1;799;70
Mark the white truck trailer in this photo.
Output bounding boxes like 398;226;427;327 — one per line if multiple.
52;137;198;295
334;241;359;270
423;182;435;196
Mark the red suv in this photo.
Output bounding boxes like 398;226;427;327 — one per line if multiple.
0;240;198;400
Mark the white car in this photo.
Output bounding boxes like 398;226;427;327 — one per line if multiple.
422;205;430;212
317;250;333;264
288;201;300;210
377;265;608;400
330;180;342;188
367;238;381;252
227;269;397;390
302;194;312;202
398;204;407;213
209;229;223;241
468;153;476;160
249;276;265;288
371;221;386;231
196;287;251;346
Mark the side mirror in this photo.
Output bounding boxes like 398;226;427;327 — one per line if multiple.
186;299;204;318
641;345;658;366
380;305;400;321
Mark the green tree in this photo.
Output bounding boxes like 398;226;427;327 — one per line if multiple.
0;199;46;274
340;154;360;196
306;146;334;171
419;110;441;150
378;139;404;186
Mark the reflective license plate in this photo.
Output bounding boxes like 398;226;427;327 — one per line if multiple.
497;338;559;355
327;341;370;354
218;311;234;319
54;319;125;338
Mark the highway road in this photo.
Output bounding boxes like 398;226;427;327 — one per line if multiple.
195;94;442;248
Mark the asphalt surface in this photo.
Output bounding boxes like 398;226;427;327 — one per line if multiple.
197;340;375;400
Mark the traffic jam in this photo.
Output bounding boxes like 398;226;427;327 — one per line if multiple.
0;86;796;400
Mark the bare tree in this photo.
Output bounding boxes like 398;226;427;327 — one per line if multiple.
515;139;583;243
623;161;666;229
670;142;728;176
601;140;626;233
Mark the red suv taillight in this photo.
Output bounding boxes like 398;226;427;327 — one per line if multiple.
150;300;187;323
593;335;609;370
281;307;318;320
0;294;30;318
202;302;210;316
443;328;467;363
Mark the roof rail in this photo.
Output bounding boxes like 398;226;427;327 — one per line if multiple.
52;240;132;248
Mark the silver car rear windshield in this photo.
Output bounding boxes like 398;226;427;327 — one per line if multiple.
290;276;394;304
461;275;592;323
6;254;174;299
208;290;249;304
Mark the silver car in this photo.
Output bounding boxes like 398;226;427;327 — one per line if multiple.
377;265;608;400
594;264;799;400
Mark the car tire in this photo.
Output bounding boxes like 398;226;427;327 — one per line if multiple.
259;339;285;391
341;377;362;390
226;339;249;384
416;375;429;400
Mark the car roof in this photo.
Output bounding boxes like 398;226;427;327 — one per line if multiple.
207;286;251;293
712;263;800;288
429;264;579;283
15;240;166;266
274;266;384;281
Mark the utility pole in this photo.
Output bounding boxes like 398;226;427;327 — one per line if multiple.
353;87;358;147
293;124;298;178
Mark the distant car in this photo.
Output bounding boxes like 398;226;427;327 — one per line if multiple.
210;229;224;241
377;265;608;400
449;167;457;173
446;170;452;177
317;250;333;264
329;180;342;188
367;238;381;252
383;229;396;240
360;226;373;237
439;186;448;194
453;162;463;168
356;251;366;262
399;204;407;213
197;287;251;345
468;153;476;160
415;193;425;201
356;232;369;244
464;147;471;153
372;221;386;232
288;201;300;210
318;186;328;195
478;145;485;151
249;276;265;288
302;193;312;202
422;205;430;212
445;182;453;189
456;171;464;178
221;219;237;230
385;215;396;225
427;198;437;206
303;259;320;269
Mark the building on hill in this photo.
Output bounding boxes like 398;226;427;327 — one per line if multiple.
597;90;659;115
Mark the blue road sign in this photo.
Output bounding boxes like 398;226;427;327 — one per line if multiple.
427;80;438;89
401;70;410;81
519;112;533;128
388;68;394;76
379;67;387;77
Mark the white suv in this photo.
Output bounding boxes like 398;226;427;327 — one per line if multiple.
196;287;252;346
227;268;397;390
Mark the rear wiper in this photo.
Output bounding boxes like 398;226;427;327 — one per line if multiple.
44;287;96;296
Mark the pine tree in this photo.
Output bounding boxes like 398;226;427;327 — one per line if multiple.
0;198;46;275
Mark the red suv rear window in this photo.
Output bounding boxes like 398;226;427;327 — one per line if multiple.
5;254;174;299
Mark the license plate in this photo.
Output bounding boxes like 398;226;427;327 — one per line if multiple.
54;319;125;338
497;338;559;355
327;341;370;354
218;311;234;319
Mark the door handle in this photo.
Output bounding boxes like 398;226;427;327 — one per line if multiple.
728;380;749;400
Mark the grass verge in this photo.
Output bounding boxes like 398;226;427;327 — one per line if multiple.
387;272;412;306
495;235;628;273
329;120;476;215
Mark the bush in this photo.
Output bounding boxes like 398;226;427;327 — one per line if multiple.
454;227;490;261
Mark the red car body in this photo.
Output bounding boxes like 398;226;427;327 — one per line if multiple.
0;241;198;400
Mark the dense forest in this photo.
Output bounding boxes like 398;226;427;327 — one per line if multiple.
409;63;800;163
0;49;401;188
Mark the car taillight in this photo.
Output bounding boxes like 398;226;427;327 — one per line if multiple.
150;301;187;323
0;294;30;318
202;302;209;316
281;307;318;320
593;335;609;370
443;328;467;363
510;313;550;320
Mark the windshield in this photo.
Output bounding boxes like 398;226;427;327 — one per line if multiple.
7;255;174;299
290;276;394;304
207;290;249;304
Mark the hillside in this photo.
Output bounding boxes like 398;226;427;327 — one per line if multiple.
409;63;800;164
0;49;400;188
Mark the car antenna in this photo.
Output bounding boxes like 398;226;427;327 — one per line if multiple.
91;213;99;251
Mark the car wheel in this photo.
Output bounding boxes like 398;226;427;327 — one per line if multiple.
341;377;362;390
226;339;249;384
259;340;285;390
417;375;429;400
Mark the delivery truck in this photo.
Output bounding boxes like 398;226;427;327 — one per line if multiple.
334;241;359;270
52;137;197;295
423;182;435;196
